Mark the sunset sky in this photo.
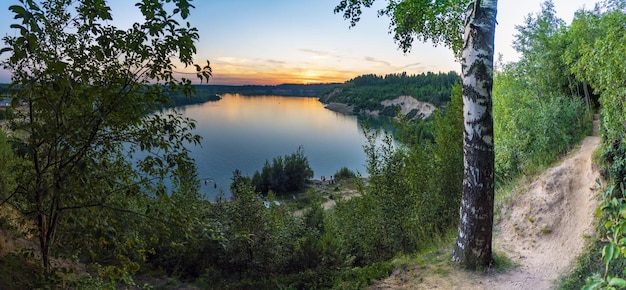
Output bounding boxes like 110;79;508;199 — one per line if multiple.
0;0;601;85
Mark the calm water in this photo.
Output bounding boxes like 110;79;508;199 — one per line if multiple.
177;94;375;199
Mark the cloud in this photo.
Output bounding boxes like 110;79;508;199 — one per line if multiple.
361;58;428;73
398;62;422;70
298;48;334;57
263;59;286;65
363;56;392;67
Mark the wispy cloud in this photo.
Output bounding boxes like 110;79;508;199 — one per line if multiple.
263;59;287;65
398;62;422;70
298;48;334;57
363;56;391;67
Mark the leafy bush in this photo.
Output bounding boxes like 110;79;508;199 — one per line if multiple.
251;146;314;195
493;67;589;181
574;9;626;287
325;85;463;266
193;180;342;289
334;167;356;181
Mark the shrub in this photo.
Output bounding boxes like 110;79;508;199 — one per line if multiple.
326;87;463;266
493;68;589;181
334;167;356;181
252;146;314;195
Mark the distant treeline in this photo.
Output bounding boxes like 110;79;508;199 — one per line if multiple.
0;83;338;108
164;83;339;107
161;85;220;107
318;71;460;110
199;83;339;97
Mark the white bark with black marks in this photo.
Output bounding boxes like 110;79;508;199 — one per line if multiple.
452;0;497;269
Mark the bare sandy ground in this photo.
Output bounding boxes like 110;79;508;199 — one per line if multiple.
371;118;601;289
325;95;435;120
380;96;436;119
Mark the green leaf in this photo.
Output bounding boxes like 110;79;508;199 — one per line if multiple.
581;282;602;290
8;5;26;19
603;243;616;264
620;204;626;218
608;277;626;287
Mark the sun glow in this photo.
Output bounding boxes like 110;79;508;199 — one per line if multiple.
203;65;357;85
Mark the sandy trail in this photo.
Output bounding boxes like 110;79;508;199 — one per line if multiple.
371;118;601;289
484;134;600;289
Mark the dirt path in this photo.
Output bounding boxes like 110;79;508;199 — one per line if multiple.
372;118;601;289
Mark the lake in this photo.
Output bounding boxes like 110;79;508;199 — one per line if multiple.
177;94;379;200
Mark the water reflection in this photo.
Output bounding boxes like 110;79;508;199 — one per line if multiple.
178;94;387;200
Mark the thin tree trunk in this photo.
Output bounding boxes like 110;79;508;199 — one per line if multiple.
568;75;577;98
583;82;591;112
452;0;497;269
29;89;52;271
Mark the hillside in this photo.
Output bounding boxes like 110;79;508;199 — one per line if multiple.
370;116;601;289
318;71;459;119
325;95;436;121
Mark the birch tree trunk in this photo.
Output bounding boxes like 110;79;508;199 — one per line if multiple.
452;0;498;269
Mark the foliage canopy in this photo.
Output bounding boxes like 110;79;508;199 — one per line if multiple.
0;0;210;275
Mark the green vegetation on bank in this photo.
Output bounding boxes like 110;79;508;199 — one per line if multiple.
237;146;314;196
1;83;336;110
164;85;222;107
165;83;340;107
318;71;460;115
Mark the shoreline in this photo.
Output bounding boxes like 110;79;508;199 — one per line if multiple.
323;96;436;120
324;102;355;115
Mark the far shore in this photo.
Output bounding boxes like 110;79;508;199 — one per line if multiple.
324;102;355;115
323;95;436;120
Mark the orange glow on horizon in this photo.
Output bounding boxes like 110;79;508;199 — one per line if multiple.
175;57;457;86
205;70;358;85
171;57;372;85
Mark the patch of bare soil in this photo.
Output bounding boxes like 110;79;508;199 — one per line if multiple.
380;96;436;119
371;117;601;289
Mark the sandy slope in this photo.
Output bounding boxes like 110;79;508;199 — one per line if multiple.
371;118;601;289
483;134;600;289
380;96;436;119
324;96;435;120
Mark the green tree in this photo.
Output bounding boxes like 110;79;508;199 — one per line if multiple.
335;0;497;268
284;146;314;192
431;84;464;226
562;8;601;110
493;64;587;180
251;147;314;195
574;8;626;187
513;0;571;100
0;0;210;273
566;5;626;287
